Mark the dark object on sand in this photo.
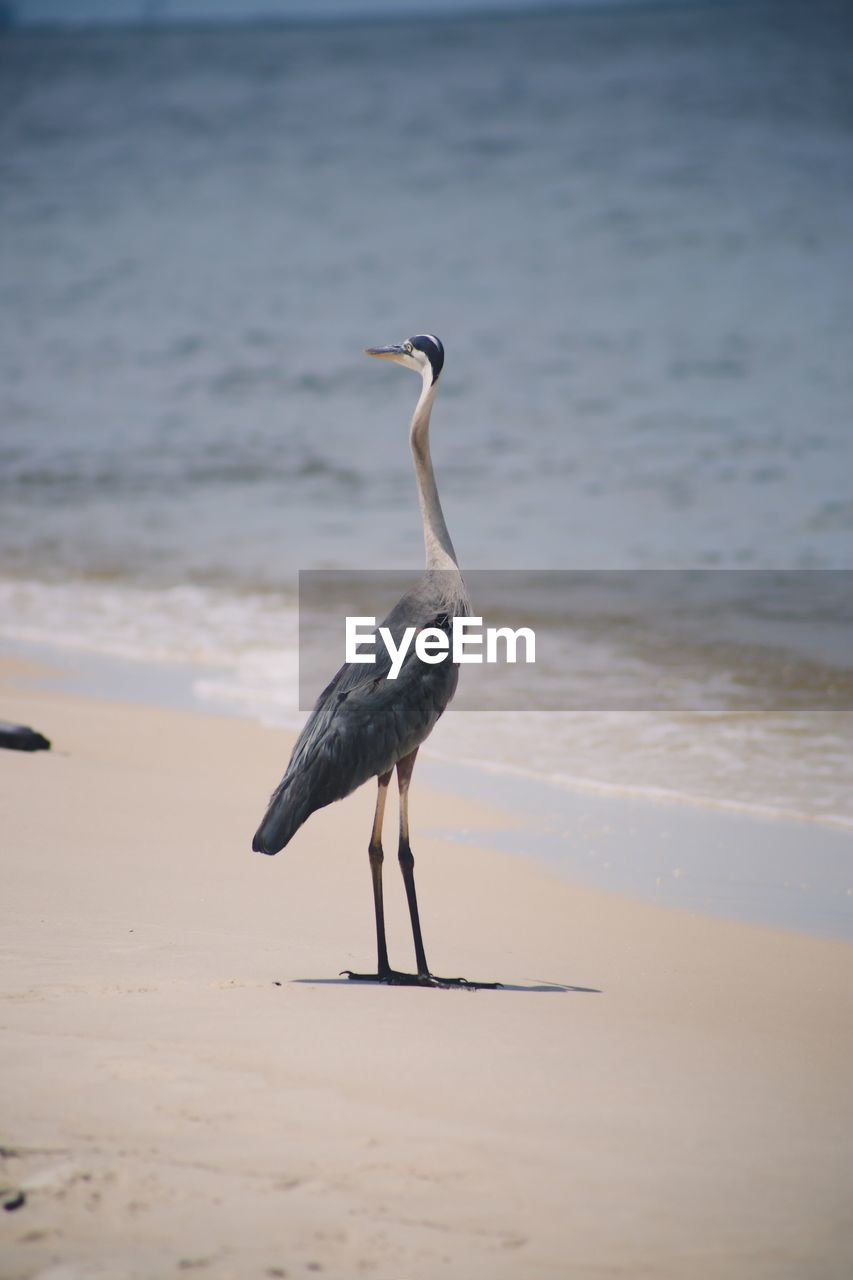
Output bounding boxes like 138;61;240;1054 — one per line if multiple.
3;1190;26;1211
0;720;51;752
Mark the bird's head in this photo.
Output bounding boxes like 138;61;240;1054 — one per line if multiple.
365;333;444;384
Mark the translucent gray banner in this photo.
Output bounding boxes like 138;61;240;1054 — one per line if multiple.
298;570;853;713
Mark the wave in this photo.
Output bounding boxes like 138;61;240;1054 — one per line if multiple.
2;573;850;833
431;745;853;832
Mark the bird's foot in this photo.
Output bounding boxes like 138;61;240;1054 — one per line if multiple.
431;974;503;990
342;969;433;986
341;969;501;990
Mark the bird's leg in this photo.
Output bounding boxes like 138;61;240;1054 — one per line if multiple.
340;768;394;977
396;749;502;991
395;748;430;976
344;767;432;985
344;770;394;981
343;762;440;983
369;769;393;976
344;756;501;990
347;751;433;985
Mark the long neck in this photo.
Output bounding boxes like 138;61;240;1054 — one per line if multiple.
409;371;459;572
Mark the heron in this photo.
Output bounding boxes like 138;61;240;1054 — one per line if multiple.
252;334;498;989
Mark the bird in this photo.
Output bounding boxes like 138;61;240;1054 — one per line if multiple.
252;334;498;989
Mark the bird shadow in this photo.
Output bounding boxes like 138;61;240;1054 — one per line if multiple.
288;978;600;994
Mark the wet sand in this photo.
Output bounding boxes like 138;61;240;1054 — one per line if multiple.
1;657;852;1279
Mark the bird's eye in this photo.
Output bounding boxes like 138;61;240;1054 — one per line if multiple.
404;341;414;354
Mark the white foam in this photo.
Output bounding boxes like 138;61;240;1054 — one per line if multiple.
2;575;851;832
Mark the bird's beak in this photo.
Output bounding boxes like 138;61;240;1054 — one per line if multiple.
364;344;407;362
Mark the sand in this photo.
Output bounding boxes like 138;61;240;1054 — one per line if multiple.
1;654;852;1280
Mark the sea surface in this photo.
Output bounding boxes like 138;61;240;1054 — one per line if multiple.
1;1;852;827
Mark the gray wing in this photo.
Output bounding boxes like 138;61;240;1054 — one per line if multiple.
252;585;460;854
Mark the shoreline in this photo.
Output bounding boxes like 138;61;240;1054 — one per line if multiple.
3;569;852;837
3;636;852;941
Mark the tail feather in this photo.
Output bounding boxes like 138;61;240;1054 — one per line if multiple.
252;775;316;855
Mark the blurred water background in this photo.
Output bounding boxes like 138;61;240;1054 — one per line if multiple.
1;0;852;827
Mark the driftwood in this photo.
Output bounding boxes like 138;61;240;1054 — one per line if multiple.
0;720;51;752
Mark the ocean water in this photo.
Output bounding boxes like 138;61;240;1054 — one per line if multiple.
1;2;852;826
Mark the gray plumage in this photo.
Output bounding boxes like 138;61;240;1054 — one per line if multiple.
252;571;468;854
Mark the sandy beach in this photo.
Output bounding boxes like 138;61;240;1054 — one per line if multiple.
1;654;851;1280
